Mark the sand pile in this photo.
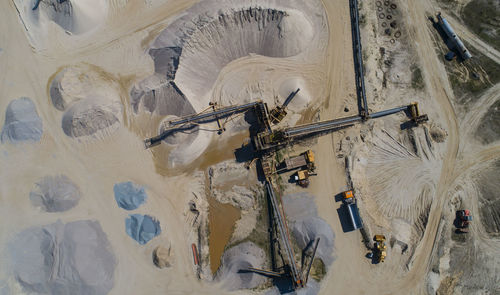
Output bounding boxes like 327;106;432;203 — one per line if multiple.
114;181;147;210
125;214;161;245
353;127;439;221
30;175;81;212
8;220;116;295
1;97;43;143
282;192;335;266
50;65;123;138
131;0;326;165
13;0;107;47
216;242;266;291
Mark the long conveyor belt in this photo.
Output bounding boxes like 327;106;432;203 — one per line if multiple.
284;105;408;138
265;181;303;288
145;101;262;148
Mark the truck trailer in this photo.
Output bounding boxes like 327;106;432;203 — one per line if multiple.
342;190;363;230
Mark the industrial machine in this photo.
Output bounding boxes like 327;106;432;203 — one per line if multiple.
278;150;316;172
373;235;387;263
435;12;472;61
270;88;300;124
294;170;310;188
253;104;428;153
342;190;363;231
456;209;472;233
408;102;429;124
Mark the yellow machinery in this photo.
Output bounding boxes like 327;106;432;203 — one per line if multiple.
270;89;300;124
295;170;310;188
374;235;387;263
409;102;428;124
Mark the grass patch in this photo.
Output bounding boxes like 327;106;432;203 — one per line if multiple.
462;0;500;49
411;64;425;90
309;258;326;282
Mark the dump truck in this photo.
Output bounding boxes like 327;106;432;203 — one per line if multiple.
342;190;363;230
374;235;387;263
283;150;315;172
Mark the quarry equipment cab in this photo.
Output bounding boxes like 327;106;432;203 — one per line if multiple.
456;210;472;233
374;235;387;263
342;190;363;230
408;102;429;125
269;88;300;124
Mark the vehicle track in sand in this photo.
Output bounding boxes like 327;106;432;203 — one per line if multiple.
394;0;460;292
397;0;500;292
439;11;500;65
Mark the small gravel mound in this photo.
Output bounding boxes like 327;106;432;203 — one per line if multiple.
62;98;121;138
216;242;266;291
292;217;335;266
113;181;147;210
283;192;335;266
125;214;161;245
30;175;81;212
153;245;172;268
8;220;116;295
1;97;43;143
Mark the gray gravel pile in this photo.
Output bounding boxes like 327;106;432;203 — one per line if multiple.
61;98;121;138
1;97;43;143
30;175;81;212
125;214;161;245
282;192;335;266
113;181;147;210
8;220;116;295
216;242;266;291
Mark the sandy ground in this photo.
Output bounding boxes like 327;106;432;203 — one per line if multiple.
1;0;499;294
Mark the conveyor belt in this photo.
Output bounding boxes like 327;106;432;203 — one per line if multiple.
145;101;263;148
349;0;369;117
265;181;303;288
168;101;261;127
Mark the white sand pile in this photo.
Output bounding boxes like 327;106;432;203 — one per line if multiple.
30;175;81;212
216;242;266;291
282;192;335;266
50;65;123;138
8;220;116;295
1;97;43;143
13;0;107;47
132;0;326;165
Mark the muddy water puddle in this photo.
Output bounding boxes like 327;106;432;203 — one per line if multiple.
207;195;241;274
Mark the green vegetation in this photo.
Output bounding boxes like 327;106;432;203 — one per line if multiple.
310;258;326;282
411;64;425;90
462;0;500;50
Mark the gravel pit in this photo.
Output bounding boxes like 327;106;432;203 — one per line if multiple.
8;220;116;295
113;181;147;210
216;242;266;291
125;214;161;245
1;97;43;143
30;175;81;212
